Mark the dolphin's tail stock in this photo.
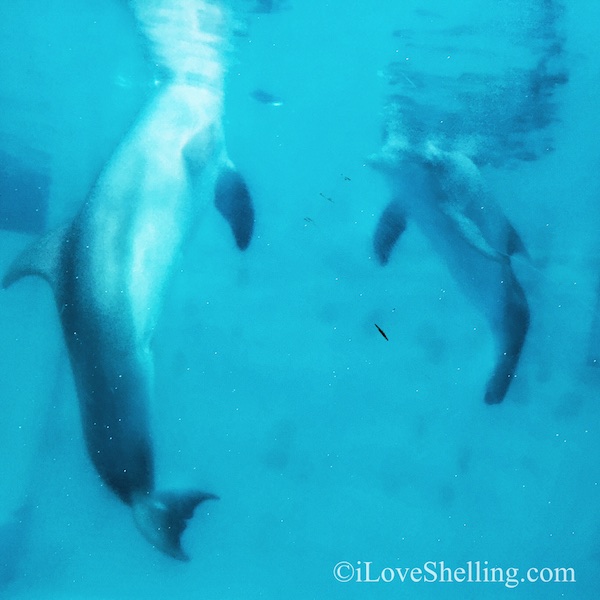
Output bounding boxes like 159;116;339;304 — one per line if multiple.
484;271;530;405
132;490;219;561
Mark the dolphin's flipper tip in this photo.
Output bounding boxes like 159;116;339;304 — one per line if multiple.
214;164;255;251
484;384;508;405
132;490;218;561
373;201;407;265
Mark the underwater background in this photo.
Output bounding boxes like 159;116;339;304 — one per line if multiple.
1;0;600;598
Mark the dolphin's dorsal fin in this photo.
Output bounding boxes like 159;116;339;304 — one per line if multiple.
506;223;528;258
2;223;69;292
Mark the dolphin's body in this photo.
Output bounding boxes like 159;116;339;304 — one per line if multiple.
3;0;254;560
372;141;529;404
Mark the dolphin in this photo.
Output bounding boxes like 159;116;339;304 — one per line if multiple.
2;0;254;560
371;139;529;404
369;0;568;404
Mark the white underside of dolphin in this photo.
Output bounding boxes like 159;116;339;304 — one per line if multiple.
371;138;530;405
3;0;254;560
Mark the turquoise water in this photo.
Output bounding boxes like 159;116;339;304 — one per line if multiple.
1;1;600;598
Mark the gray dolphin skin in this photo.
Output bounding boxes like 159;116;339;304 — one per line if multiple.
372;143;529;405
2;0;254;560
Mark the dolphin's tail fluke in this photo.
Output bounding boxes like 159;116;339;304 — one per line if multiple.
485;352;524;406
484;274;530;405
132;490;218;561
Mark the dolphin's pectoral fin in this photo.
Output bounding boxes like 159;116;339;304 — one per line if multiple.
214;164;255;250
440;202;508;264
374;200;407;265
506;223;528;258
132;490;218;561
484;278;530;404
2;223;69;292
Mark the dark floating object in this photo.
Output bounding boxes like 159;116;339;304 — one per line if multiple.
250;89;283;107
375;323;389;341
250;0;289;14
319;192;333;203
252;0;274;12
